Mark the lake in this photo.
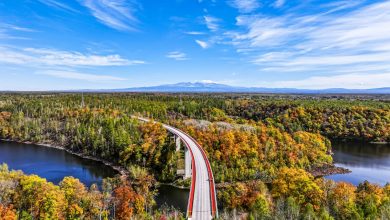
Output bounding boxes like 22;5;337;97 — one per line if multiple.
326;140;390;186
0;140;118;187
155;184;189;212
4;139;387;212
0;140;189;211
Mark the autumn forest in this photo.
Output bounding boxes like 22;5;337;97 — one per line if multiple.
0;93;389;219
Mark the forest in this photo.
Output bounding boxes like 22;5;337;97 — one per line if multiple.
0;93;389;219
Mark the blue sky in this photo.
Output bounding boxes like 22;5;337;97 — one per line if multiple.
0;0;390;90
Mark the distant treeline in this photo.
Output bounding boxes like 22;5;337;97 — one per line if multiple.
0;93;389;219
2;93;388;141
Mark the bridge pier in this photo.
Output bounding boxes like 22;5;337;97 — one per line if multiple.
175;135;181;152
175;135;192;179
134;117;218;219
184;146;192;179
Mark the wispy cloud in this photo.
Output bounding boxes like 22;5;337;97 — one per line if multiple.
0;46;144;67
0;23;35;40
273;0;285;8
225;1;390;80
80;0;139;31
195;40;209;49
229;0;260;13
259;73;390;89
166;51;188;61
321;1;365;14
185;31;206;35
1;24;35;32
39;70;126;81
204;16;220;32
38;0;78;12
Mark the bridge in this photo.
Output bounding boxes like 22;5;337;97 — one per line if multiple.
136;117;218;219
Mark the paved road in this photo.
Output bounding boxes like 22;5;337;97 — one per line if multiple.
135;117;218;220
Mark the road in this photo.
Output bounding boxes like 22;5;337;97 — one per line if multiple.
135;117;218;219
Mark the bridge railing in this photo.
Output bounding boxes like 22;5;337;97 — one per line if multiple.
186;134;218;218
163;125;197;218
133;116;217;219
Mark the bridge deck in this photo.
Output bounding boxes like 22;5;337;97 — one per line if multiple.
135;117;218;219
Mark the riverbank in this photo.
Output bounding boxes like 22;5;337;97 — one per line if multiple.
0;138;129;177
158;182;190;189
370;141;390;144
0;138;189;189
309;164;351;177
0;139;353;189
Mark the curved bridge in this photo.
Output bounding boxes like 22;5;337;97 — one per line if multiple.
136;117;218;219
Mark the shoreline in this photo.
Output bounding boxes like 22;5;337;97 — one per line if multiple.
0;138;188;189
0;139;353;189
0;138;129;177
309;164;351;177
158;182;190;190
370;141;390;145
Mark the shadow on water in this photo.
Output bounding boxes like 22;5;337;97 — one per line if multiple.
155;184;189;213
326;140;390;186
0;140;117;187
0;140;190;212
3;139;388;210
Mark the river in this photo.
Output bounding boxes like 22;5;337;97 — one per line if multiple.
0;140;117;187
326;140;390;186
1;140;386;213
0;140;189;212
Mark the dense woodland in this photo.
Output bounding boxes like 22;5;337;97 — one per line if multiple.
0;163;183;220
0;93;389;219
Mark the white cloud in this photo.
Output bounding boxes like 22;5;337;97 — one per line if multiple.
321;1;365;14
273;0;285;8
80;0;138;31
253;52;390;67
233;15;298;47
0;47;32;64
1;24;35;32
0;23;35;40
39;70;126;82
166;51;188;61
199;80;217;83
204;16;220;31
229;0;260;13
195;40;209;49
185;31;206;35
0;47;144;67
38;0;78;12
260;73;390;89
226;1;390;82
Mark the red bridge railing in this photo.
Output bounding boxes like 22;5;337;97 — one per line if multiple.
165;127;197;218
138;118;218;219
187;135;218;218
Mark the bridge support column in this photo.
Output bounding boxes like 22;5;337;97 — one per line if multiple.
184;146;192;179
175;135;181;152
174;134;191;179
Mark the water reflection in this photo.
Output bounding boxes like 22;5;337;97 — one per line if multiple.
326;140;390;186
0;141;117;187
155;184;189;212
0;140;191;212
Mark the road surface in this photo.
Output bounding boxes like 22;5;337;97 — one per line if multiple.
135;117;218;219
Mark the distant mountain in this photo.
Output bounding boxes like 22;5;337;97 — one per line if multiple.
116;82;242;92
113;82;390;94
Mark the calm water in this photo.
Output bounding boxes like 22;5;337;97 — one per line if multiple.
0;140;117;187
4;140;388;210
326;141;390;186
0;140;188;211
155;184;189;212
